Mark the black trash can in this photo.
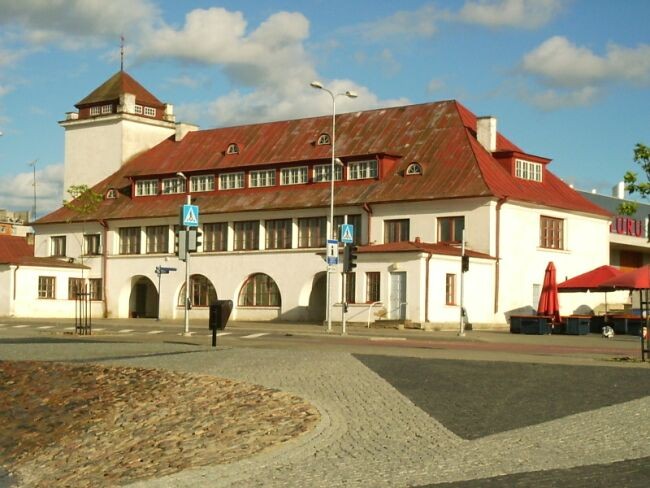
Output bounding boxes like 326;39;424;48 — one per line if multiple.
209;300;233;330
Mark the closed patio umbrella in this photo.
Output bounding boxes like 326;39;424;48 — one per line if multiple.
537;261;560;324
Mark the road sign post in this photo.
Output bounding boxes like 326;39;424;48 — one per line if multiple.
180;199;199;335
155;265;177;321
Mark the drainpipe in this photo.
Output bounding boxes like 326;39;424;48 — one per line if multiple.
362;202;373;243
494;197;508;314
12;265;19;315
99;219;109;318
425;252;432;323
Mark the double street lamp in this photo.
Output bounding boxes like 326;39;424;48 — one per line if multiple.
310;81;358;332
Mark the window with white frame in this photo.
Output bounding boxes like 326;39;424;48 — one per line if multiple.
83;234;101;255
349;160;378;180
134;104;143;114
515;159;543;182
190;175;215;192
38;276;55;299
146;225;169;254
249;169;275;188
89;278;103;301
203;222;228;252
313;164;343;182
445;274;456;305
90;106;100;116
161;177;185;194
226;143;239;154
135;179;158;196
101;104;112;114
233;221;260;250
317;133;331;145
51;236;66;257
280;167;308;185
219;172;244;190
119;227;141;255
144;106;156;117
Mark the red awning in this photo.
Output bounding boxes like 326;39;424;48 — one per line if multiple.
558;265;623;292
599;265;650;290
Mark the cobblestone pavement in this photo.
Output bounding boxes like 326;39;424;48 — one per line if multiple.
1;333;648;487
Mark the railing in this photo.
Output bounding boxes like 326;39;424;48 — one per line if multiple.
367;301;384;328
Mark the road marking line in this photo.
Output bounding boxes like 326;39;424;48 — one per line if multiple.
118;329;134;333
369;337;407;341
241;333;269;339
63;327;75;331
217;332;232;336
146;330;164;334
93;328;105;331
37;326;55;329
177;332;195;336
12;325;31;328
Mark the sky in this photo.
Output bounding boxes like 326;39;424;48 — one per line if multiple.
0;0;649;217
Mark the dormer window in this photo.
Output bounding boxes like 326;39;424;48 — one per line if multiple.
317;133;331;145
90;106;100;116
161;177;185;194
349;160;378;180
406;162;422;175
106;188;118;199
101;104;112;114
515;159;542;182
134;104;143;114
135;179;158;196
226;143;239;155
144;106;156;117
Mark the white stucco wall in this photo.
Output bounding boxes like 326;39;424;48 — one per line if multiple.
497;201;611;320
61;115;175;192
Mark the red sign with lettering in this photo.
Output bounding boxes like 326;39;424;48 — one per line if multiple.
610;217;645;237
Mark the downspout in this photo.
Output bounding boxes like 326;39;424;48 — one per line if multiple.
99;219;109;318
362;202;373;243
425;252;432;323
12;265;19;317
494;197;508;314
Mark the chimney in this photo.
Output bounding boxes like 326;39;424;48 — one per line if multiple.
476;116;497;152
175;122;200;141
612;182;626;199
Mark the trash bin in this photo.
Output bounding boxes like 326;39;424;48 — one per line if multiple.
209;300;233;330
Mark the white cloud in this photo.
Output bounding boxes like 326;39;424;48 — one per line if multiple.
356;5;441;41
522;36;650;87
426;78;446;93
457;0;563;29
525;86;600;111
0;0;159;49
0;163;63;215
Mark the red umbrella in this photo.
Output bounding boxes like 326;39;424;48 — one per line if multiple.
537;261;560;323
599;265;650;290
558;265;623;292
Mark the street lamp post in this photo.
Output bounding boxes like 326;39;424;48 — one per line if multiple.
177;172;191;335
310;81;358;333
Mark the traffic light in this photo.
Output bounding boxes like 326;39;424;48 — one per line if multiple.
175;229;187;261
461;255;469;272
344;245;358;273
187;229;202;252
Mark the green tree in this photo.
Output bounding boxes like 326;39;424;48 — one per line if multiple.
619;143;650;215
62;184;103;276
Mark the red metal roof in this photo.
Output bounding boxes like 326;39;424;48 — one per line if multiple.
358;240;494;259
37;98;610;224
0;235;87;268
76;70;164;108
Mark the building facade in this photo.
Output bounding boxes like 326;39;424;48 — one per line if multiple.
30;71;613;327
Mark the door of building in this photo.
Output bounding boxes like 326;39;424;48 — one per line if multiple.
389;272;406;320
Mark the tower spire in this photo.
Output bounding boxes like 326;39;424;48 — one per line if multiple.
120;34;125;71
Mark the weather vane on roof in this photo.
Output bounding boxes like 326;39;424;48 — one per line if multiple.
120;34;125;71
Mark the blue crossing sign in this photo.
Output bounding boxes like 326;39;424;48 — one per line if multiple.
340;224;354;244
181;204;199;227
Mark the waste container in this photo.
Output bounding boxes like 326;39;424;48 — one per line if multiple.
209;300;233;330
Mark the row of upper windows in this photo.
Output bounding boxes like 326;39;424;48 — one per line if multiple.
89;104;156;117
134;160;379;197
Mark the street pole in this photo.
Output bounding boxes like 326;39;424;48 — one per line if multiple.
156;266;161;321
184;194;191;335
459;228;466;337
310;81;358;333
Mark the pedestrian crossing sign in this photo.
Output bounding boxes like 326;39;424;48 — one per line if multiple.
341;224;354;244
181;204;199;227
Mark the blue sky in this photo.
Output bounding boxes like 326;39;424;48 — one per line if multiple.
0;0;649;216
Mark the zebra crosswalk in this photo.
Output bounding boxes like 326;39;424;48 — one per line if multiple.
0;322;272;341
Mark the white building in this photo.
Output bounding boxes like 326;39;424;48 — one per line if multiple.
30;70;612;327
